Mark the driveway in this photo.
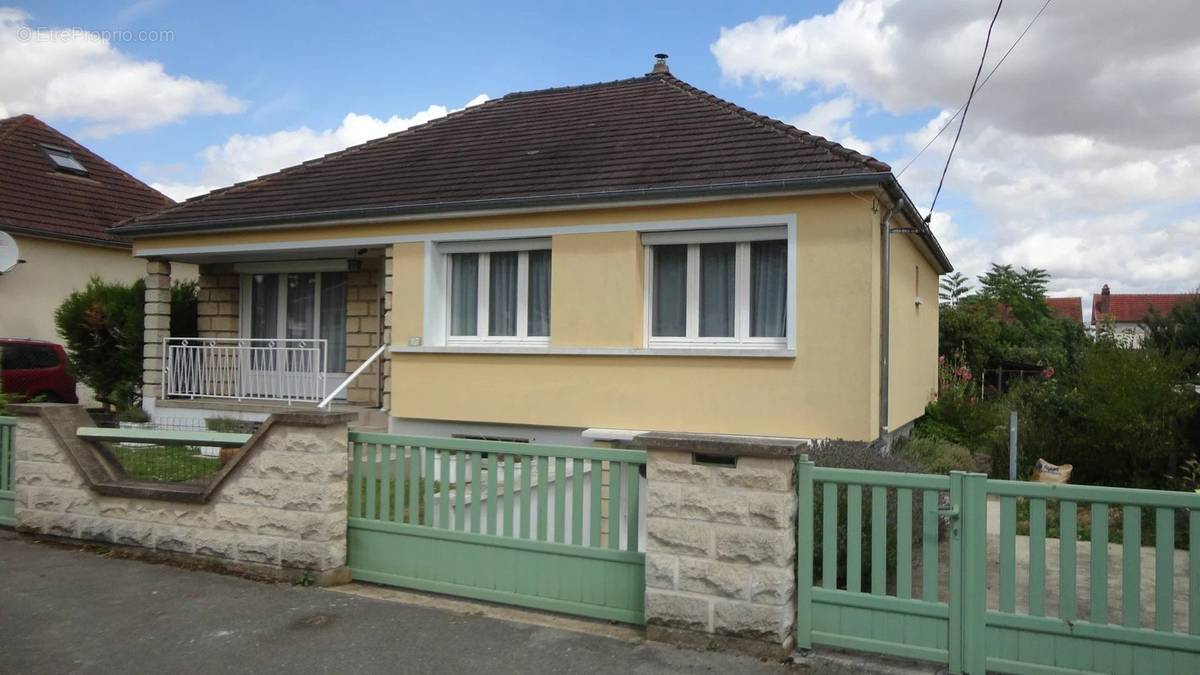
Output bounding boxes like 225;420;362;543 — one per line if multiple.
0;531;800;674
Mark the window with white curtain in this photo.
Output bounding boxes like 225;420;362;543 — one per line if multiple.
447;243;551;344
646;228;788;347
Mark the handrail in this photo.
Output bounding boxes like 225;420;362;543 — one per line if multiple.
320;344;388;409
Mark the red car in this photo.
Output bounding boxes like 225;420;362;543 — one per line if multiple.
0;338;78;404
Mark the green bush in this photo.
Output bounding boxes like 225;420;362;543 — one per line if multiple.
55;277;145;411
171;280;199;338
809;440;927;590
894;436;980;474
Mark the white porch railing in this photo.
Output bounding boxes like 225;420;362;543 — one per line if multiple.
162;338;327;403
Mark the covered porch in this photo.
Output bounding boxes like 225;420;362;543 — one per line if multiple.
140;246;392;422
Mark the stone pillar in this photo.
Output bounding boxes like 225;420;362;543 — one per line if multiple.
142;260;172;401
380;248;393;408
637;433;803;658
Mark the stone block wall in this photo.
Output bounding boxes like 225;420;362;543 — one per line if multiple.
196;264;241;338
641;441;799;656
11;407;351;581
344;258;383;406
142;260;172;399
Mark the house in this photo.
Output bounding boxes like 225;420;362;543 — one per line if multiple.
1046;296;1083;323
1091;284;1197;346
0;114;196;344
113;57;950;444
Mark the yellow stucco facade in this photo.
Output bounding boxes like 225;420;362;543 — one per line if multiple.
135;193;942;440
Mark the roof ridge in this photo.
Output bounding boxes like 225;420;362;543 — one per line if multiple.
652;73;891;173
119;96;505;228
500;75;658;100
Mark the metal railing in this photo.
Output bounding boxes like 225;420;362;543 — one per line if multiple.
319;344;387;409
162;337;327;403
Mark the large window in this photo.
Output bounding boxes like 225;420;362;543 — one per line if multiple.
646;229;788;347
447;244;551;344
245;271;348;372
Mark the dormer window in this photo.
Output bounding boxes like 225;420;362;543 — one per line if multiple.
41;145;87;175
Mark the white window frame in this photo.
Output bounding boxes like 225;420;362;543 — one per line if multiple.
237;268;349;373
644;227;790;349
442;239;551;346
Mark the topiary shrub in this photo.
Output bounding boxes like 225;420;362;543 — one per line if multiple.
808;439;929;591
55;276;144;412
894;436;982;475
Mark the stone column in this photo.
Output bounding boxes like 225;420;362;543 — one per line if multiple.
636;432;803;658
380;248;394;408
142;260;172;402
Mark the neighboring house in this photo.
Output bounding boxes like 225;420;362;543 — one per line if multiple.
1046;296;1083;323
113;57;951;444
1091;284;1197;346
0;114;196;345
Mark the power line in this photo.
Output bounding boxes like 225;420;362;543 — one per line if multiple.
923;0;1005;222
898;0;1052;179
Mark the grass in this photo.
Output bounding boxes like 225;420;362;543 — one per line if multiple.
1014;497;1188;549
109;444;222;483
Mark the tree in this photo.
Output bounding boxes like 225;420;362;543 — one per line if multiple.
1141;291;1200;378
939;271;971;306
54;277;144;411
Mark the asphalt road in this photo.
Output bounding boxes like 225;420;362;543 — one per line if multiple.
0;531;801;674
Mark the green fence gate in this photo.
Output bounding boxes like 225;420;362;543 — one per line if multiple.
796;457;1200;674
346;432;646;624
0;416;15;526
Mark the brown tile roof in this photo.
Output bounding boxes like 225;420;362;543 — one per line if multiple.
116;73;894;233
1091;291;1198;324
0;115;173;246
1045;297;1083;323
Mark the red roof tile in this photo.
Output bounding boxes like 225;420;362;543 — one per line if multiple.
1091;292;1197;324
0;115;172;246
1046;297;1083;323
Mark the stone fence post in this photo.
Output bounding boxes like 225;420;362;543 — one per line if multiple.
142;259;172;402
634;432;804;658
11;404;353;584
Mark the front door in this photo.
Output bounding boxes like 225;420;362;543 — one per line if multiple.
243;271;348;399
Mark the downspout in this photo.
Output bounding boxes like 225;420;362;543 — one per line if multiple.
879;203;901;449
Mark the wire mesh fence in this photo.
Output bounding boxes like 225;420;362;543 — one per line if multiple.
84;415;261;485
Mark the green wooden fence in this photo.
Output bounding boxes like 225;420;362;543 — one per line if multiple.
796;457;1200;674
0;416;15;527
346;432;646;624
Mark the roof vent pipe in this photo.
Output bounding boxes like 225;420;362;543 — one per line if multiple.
651;53;670;74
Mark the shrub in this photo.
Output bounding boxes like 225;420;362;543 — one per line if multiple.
894;436;981;474
171;280;199;338
808;439;928;590
55;277;144;412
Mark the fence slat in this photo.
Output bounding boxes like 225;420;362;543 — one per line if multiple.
847;484;862;593
1155;507;1174;632
590;460;602;547
1029;498;1047;617
823;483;837;590
350;441;363;518
364;443;378;521
519;455;533;539
424;448;436;527
626;462;640;552
871;486;887;595
1091;503;1109;624
608;461;622;550
554;456;567;543
487;453;499;535
471;450;483;533
454;451;466;531
439;450;451;528
1190;511;1200;635
1121;505;1141;628
504;455;516;537
896;488;913;600
394;446;407;524
408;447;421;526
922;490;938;602
378;443;391;522
536;456;549;541
1000;496;1016;613
1060;501;1078;622
571;458;584;545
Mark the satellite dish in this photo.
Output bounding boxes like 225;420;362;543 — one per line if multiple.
0;231;20;274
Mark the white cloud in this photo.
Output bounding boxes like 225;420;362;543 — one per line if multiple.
152;94;489;201
790;95;873;154
712;1;1200;298
0;8;243;136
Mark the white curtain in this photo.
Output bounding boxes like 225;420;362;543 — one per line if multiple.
488;251;518;336
652;245;687;336
527;250;551;336
286;273;317;371
750;240;787;337
320;272;348;372
450;253;478;336
699;243;735;337
249;273;279;371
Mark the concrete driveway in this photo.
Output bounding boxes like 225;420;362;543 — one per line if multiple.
0;531;801;674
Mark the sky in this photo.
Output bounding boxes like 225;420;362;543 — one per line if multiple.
3;0;1199;311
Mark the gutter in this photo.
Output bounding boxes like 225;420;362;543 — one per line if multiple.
0;223;133;250
112;172;953;273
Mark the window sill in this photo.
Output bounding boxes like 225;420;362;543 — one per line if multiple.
391;345;795;358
